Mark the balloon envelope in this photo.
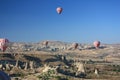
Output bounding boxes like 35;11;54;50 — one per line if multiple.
72;43;78;49
93;41;100;48
56;7;63;14
44;41;48;46
0;38;9;52
43;41;48;47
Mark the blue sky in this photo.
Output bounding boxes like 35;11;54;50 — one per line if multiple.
0;0;120;43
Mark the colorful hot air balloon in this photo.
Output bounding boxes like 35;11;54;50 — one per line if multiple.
56;7;63;14
72;42;78;49
0;38;9;52
93;41;100;49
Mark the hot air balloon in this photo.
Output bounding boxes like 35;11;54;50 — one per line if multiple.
56;7;63;14
0;38;9;52
43;41;48;48
93;41;100;49
72;42;78;49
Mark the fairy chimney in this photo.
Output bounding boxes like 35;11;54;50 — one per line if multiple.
94;68;99;75
15;60;19;67
24;62;28;70
6;64;10;71
29;61;34;70
74;61;86;77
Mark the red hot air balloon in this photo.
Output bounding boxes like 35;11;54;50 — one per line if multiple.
56;7;63;14
72;43;78;49
0;38;9;52
93;41;100;49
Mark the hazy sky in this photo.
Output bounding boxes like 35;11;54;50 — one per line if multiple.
0;0;120;43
